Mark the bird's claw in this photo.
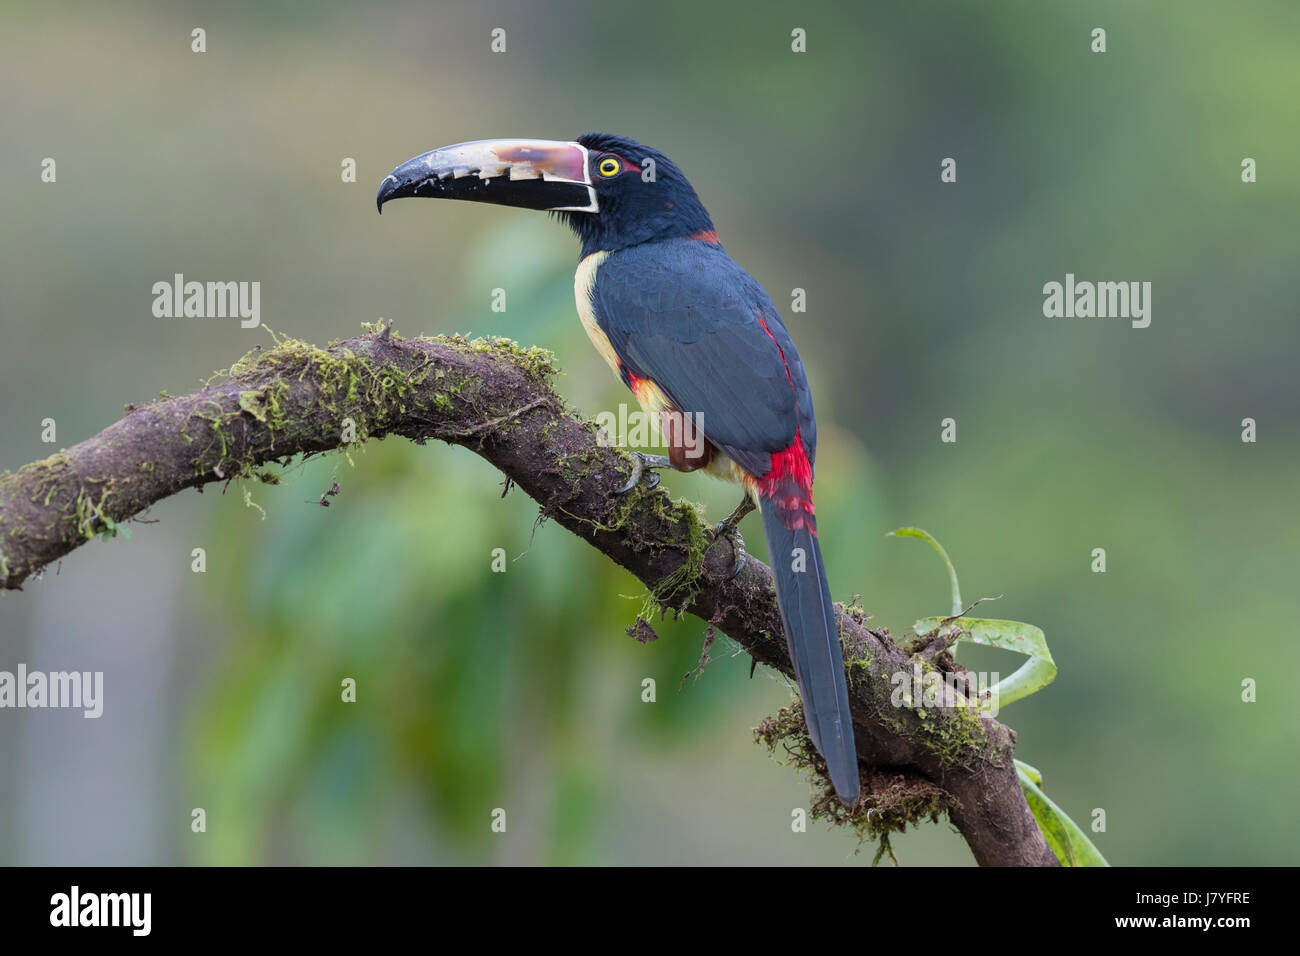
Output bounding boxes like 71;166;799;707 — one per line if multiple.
711;519;749;580
710;496;756;580
615;452;671;495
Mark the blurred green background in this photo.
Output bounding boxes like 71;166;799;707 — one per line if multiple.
1;0;1296;865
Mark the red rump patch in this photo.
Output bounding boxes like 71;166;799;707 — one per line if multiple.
758;430;813;498
757;429;816;531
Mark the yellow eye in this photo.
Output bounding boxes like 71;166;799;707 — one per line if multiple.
597;157;620;177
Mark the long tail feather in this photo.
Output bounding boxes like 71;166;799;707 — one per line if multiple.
762;502;860;804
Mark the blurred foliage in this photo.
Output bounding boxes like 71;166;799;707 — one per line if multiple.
2;0;1298;864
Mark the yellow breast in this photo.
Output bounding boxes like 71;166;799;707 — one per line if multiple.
574;251;621;379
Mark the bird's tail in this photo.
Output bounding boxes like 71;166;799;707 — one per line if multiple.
761;496;860;804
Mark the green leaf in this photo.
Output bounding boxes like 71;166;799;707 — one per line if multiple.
97;513;131;541
1017;761;1109;867
1016;759;1043;786
913;616;1056;707
889;527;962;616
891;529;1086;862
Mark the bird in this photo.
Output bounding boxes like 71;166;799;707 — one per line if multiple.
377;134;860;804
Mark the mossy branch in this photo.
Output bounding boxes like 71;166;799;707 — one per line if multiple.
0;324;1057;867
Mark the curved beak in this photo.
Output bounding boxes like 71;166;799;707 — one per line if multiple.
376;139;597;214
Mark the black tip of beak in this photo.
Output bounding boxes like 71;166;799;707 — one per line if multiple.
375;160;459;215
377;156;436;213
376;174;409;215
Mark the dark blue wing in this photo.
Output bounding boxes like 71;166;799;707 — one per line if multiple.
590;239;817;478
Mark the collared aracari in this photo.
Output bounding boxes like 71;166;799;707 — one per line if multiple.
377;134;860;804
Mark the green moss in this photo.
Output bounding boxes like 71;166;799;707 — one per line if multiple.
191;400;241;464
237;381;290;429
473;336;556;385
214;328;557;436
635;497;710;623
899;655;989;768
753;624;991;855
17;451;72;507
66;479;117;542
755;704;954;860
190;326;561;523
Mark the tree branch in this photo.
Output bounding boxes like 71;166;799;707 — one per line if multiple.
0;326;1057;866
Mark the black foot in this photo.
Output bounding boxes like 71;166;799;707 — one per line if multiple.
615;452;671;495
711;496;757;579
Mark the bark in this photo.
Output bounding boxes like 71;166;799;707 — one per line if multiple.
0;325;1058;866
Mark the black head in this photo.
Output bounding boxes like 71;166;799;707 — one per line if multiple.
560;133;713;257
377;133;714;258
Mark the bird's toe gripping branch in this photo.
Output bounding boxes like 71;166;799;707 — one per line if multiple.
614;451;671;494
710;495;756;580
